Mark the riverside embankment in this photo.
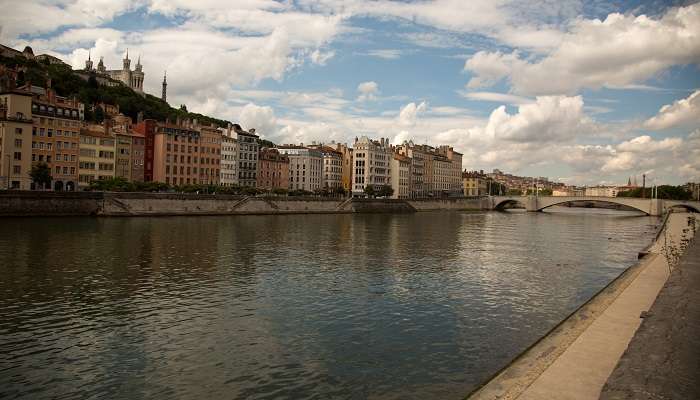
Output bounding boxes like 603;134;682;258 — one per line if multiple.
0;191;488;217
466;211;698;400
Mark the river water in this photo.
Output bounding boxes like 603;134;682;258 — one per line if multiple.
0;209;657;399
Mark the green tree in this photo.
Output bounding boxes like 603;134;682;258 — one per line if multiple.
377;185;394;198
30;162;52;190
93;106;105;123
363;184;376;197
507;188;522;196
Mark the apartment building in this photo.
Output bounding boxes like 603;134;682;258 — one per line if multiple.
78;127;116;188
390;153;411;199
235;125;259;187
220;129;238;187
199;125;221;186
257;147;289;190
0;91;33;190
278;146;323;192
334;143;353;192
351;136;392;196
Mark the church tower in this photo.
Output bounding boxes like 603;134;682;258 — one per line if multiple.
161;71;167;103
123;49;131;70
85;51;93;71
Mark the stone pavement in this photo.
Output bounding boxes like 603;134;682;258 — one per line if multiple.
600;217;700;400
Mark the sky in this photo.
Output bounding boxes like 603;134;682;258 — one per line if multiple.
1;0;699;186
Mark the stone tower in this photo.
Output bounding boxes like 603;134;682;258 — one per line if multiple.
85;50;93;71
161;71;167;103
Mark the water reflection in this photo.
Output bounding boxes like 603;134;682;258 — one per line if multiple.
0;210;657;399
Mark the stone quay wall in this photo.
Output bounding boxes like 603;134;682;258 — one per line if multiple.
0;192;490;217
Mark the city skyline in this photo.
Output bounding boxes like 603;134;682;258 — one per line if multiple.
1;1;699;185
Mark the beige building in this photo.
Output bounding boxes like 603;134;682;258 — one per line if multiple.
0;91;33;190
397;141;431;198
390;153;411;199
309;145;343;190
199;125;221;186
278;146;323;192
463;170;488;196
585;186;619;197
435;145;463;195
29;88;81;191
352;136;392;196
220;129;238;187
78;127;116;188
334;143;353;192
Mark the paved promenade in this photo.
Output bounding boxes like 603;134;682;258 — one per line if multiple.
600;215;700;399
467;212;697;400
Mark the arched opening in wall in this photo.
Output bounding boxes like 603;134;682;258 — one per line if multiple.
494;199;526;212
65;181;75;192
54;181;64;191
541;200;647;215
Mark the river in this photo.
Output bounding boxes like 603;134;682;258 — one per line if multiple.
0;209;657;399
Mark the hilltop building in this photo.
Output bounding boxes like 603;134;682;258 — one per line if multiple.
85;50;144;94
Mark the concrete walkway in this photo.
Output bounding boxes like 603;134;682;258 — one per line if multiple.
601;214;700;399
467;212;697;400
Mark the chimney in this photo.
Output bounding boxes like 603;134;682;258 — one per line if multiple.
137;111;143;123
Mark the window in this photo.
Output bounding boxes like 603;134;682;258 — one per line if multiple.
14;139;22;148
13;165;21;174
13;152;21;160
15;127;22;134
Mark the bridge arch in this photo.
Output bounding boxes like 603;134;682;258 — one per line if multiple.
536;198;650;215
494;199;527;211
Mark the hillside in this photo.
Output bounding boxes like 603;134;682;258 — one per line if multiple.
0;54;231;128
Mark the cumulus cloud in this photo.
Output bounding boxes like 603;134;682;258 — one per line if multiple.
357;81;379;101
481;96;591;143
464;4;700;95
398;101;427;126
238;103;277;138
644;90;700;130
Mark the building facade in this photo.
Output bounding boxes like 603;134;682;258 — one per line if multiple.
220;131;238;187
463;170;489;196
257;147;289;191
390;153;411;199
86;51;144;93
29;88;80;191
236;126;259;187
397;141;430;198
310;145;343;190
351;136;392;196
78;127;115;188
334;143;353;192
0;91;33;190
199;125;221;186
278;146;323;192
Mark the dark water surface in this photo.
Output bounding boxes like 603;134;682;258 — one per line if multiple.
0;210;657;399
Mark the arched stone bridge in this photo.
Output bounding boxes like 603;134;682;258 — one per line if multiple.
488;196;700;216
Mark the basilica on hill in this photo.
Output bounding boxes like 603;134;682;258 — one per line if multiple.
84;50;144;94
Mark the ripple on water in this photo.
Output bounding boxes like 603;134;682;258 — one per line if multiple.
0;211;657;399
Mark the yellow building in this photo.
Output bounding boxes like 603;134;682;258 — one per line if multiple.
78;127;116;189
0;91;33;190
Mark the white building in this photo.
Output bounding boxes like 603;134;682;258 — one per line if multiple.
85;50;144;93
396;141;430;198
219;129;238;187
278;146;323;192
309;145;343;190
585;186;619;197
390;153;411;199
352;136;392;196
435;145;463;195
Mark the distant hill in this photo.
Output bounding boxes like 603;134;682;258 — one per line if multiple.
0;53;231;128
